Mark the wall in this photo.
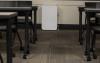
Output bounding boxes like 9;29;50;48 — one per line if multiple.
0;0;98;24
32;0;85;24
32;0;100;25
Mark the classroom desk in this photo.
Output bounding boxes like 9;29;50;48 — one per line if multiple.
0;7;32;59
0;12;17;63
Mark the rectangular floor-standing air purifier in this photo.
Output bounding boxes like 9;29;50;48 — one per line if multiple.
42;5;57;30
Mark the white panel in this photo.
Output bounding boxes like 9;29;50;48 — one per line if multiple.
42;5;57;30
58;6;79;24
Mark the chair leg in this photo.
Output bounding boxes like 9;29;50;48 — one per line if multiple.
0;53;3;63
13;30;23;51
12;31;16;57
91;31;97;59
29;21;36;44
16;31;23;51
29;25;33;43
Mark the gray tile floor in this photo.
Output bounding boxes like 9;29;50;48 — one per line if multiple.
0;30;100;63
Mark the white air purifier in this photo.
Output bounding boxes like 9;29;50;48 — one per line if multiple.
42;5;57;30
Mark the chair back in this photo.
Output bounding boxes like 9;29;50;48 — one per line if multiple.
85;2;100;25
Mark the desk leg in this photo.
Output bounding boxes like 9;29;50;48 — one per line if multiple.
33;10;37;43
85;13;91;61
6;19;13;63
79;10;83;45
23;13;30;59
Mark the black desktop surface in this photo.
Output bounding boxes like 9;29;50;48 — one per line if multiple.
0;1;32;16
85;2;100;8
0;1;32;7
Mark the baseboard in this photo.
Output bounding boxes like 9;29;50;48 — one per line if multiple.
58;24;80;30
36;24;82;30
18;24;85;30
17;23;41;29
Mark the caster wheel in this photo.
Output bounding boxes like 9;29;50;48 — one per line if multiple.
93;54;97;59
87;56;91;61
23;55;27;59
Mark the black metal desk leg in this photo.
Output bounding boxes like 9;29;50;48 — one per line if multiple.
79;9;83;45
6;19;13;63
33;10;37;42
85;12;91;61
23;12;30;59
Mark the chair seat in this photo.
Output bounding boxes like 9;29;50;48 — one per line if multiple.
0;25;16;31
92;26;100;31
17;19;32;23
96;13;100;18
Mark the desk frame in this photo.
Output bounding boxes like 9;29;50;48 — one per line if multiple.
0;7;32;59
0;13;17;63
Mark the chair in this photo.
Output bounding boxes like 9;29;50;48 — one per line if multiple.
81;2;96;45
79;2;99;61
84;2;100;61
81;2;96;50
90;14;100;60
